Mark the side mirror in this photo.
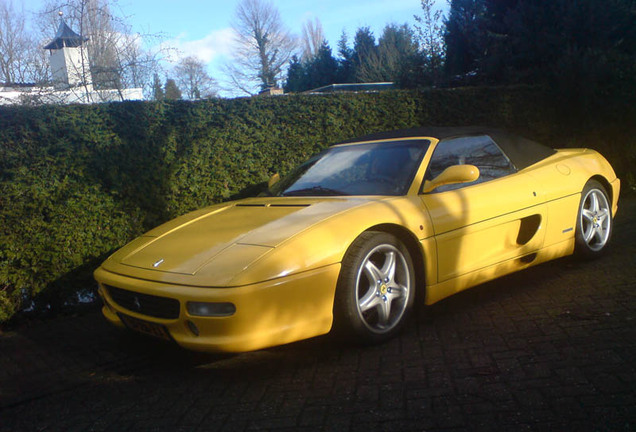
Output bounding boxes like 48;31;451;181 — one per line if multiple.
267;173;280;188
422;164;480;193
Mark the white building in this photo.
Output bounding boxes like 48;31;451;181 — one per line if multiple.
0;16;143;105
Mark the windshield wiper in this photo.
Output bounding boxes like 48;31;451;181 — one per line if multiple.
282;186;348;197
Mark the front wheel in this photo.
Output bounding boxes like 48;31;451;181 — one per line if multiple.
334;231;415;344
575;180;613;258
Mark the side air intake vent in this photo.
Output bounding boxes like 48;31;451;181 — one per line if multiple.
517;215;542;245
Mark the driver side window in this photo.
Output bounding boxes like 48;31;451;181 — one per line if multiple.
425;135;516;192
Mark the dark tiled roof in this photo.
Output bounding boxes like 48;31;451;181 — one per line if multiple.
43;19;87;50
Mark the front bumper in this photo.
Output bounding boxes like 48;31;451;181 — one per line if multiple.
94;264;340;353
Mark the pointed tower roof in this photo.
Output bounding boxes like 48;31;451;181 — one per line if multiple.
43;18;88;50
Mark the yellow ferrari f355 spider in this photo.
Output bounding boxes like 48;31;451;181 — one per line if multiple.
94;127;620;352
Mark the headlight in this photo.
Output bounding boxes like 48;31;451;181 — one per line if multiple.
186;301;236;317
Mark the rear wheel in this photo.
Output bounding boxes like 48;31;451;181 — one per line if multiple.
575;180;612;258
334;231;415;344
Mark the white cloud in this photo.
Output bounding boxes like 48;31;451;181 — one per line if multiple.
160;27;235;64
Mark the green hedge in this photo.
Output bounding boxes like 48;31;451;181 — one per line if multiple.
1;88;634;323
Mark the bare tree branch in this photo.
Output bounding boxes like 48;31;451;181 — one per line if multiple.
36;0;167;100
301;17;324;61
0;0;48;84
414;0;445;82
174;56;217;100
226;0;296;94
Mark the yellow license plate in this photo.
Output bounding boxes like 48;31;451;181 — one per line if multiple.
119;313;172;341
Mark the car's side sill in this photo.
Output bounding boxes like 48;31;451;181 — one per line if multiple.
424;238;575;305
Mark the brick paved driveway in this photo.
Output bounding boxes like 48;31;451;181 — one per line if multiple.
1;198;634;432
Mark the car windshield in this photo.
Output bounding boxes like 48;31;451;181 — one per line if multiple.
270;140;430;197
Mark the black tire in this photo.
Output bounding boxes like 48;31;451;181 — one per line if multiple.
574;180;613;259
334;231;416;344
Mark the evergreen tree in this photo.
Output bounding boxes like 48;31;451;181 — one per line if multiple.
353;24;422;87
336;31;356;83
441;0;636;115
352;27;377;81
164;78;182;100
284;55;307;92
285;42;340;92
307;41;339;89
443;0;487;80
379;24;422;87
151;73;164;100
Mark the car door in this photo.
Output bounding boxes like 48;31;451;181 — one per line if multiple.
420;135;547;283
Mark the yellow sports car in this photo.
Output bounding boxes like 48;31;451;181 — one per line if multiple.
94;127;620;352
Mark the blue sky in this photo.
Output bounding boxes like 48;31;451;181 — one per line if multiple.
21;0;446;95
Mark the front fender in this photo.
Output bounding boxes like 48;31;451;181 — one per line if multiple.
228;196;431;286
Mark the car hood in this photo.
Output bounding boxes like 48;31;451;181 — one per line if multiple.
101;197;376;285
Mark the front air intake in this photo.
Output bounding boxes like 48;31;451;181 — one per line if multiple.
104;285;180;319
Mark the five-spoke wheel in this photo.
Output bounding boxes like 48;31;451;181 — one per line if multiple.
575;180;612;258
334;231;415;344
